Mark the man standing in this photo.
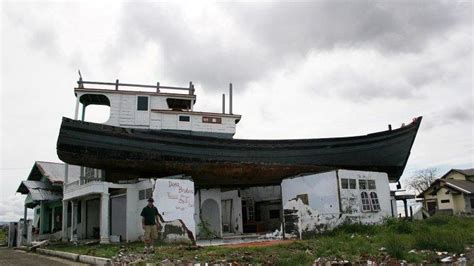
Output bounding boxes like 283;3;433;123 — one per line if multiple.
141;197;161;253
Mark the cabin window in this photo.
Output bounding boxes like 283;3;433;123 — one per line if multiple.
368;180;376;190
179;115;190;122
137;96;149;111
139;188;153;200
269;209;280;219
341;178;356;189
441;199;450;203
203;116;222;124
359;180;367;190
361;192;372;211
370;192;381;211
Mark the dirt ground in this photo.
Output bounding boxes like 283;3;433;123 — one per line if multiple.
222;239;295;248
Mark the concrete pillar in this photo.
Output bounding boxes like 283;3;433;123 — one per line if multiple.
23;206;27;245
39;201;45;235
70;201;77;242
100;193;110;244
62;200;68;241
51;207;55;232
403;199;408;218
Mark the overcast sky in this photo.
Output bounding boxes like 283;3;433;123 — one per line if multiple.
1;0;472;221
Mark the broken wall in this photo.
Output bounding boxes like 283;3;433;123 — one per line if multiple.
282;170;391;239
154;179;196;244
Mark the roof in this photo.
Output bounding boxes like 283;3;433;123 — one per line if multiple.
453;168;474;177
17;180;62;204
28;161;81;183
440;168;474;180
444;179;474;194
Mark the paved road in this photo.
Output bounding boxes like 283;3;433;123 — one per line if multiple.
0;247;87;266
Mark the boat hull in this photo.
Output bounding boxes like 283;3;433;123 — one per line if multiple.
57;117;421;187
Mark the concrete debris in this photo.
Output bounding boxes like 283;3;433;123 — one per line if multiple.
440;256;452;263
258;229;283;240
30;240;49;250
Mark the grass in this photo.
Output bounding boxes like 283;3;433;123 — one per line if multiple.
47;215;474;264
0;229;7;245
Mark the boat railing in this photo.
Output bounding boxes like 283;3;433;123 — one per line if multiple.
77;78;195;95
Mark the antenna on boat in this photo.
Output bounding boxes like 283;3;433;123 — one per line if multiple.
229;83;233;115
77;70;84;88
222;93;226;114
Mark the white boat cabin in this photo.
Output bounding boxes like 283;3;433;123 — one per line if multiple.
74;79;241;138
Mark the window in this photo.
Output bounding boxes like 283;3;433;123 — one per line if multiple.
341;178;348;189
137;96;149;111
359;180;367;190
349;179;356;189
139;188;153;200
341;178;356;189
269;209;280;219
361;192;371;211
179;115;190;122
368;180;376;190
441;199;450;203
370;192;381;211
202;116;222;124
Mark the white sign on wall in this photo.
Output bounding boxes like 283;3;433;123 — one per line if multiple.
153;178;196;238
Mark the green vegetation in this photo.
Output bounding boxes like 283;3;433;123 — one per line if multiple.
0;228;7;245
47;216;474;265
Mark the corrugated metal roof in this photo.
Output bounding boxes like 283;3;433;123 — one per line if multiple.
34;161;81;183
16;180;62;202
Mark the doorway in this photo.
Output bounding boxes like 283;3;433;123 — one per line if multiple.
221;199;233;234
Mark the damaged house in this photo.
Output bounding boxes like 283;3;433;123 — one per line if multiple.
418;168;474;216
45;78;419;242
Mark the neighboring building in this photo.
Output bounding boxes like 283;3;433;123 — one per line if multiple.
62;166;156;243
15;161;80;243
418;168;474;216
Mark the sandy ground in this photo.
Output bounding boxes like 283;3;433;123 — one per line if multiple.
0;247;86;266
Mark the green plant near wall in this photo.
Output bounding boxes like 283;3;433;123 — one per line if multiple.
197;218;218;240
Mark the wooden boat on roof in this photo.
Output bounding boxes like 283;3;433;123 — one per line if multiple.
56;78;422;188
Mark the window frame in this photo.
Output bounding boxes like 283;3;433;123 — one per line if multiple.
137;96;149;111
361;191;372;212
370;192;381;211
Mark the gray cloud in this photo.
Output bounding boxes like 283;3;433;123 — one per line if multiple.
108;1;470;91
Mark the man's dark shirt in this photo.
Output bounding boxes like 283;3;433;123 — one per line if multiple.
141;205;159;225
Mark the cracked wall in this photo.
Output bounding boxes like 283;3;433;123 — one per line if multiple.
282;170;391;239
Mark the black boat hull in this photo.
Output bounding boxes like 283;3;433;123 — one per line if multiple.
56;117;421;187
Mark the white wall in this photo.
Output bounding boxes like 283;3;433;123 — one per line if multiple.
126;180;154;242
195;189;222;238
282;170;392;239
154;179;196;239
76;91;238;135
